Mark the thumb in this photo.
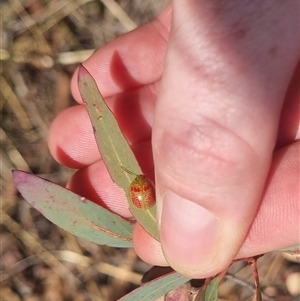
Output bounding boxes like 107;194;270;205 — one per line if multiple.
152;0;299;278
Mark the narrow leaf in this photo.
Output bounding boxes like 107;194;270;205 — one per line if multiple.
202;277;219;301
13;170;133;248
118;271;189;301
78;65;159;239
194;271;225;301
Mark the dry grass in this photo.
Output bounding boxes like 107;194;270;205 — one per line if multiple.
0;1;299;300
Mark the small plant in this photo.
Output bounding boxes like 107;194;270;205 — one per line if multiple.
13;65;299;300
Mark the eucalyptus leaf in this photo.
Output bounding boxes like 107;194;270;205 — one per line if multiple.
13;170;133;248
78;65;159;240
117;271;189;301
201;277;219;301
194;273;224;301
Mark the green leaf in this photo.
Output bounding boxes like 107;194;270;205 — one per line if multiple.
117;271;189;301
202;277;219;301
13;170;133;248
78;65;159;240
194;273;224;301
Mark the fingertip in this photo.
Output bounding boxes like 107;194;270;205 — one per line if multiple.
159;191;226;278
48;106;99;168
70;67;83;104
67;161;132;218
133;223;168;267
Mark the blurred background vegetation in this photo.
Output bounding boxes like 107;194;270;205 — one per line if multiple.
1;0;299;300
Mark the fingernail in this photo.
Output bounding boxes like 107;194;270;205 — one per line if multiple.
160;190;221;277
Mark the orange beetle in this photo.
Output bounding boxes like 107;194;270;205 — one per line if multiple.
122;167;156;210
129;175;155;210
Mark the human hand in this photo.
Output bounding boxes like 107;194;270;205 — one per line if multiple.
48;1;299;278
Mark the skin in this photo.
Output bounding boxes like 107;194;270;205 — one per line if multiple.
48;1;300;278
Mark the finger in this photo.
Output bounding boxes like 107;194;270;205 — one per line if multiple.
238;141;300;257
153;0;299;278
48;85;157;168
133;223;167;267
133;141;300;266
48;105;98;168
70;5;172;103
67;160;132;218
